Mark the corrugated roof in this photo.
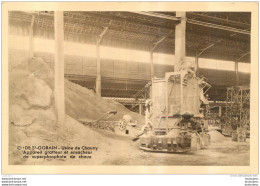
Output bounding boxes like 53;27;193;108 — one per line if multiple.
9;11;251;62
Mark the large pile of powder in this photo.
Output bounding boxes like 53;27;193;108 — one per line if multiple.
8;56;144;165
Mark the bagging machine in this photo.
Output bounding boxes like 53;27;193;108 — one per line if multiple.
139;69;211;152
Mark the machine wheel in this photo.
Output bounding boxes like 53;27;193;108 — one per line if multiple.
118;120;126;131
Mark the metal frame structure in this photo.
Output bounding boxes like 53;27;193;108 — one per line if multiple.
225;85;250;132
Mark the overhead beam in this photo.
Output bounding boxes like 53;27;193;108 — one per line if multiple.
54;11;65;126
236;52;250;61
197;38;224;57
187;19;250;35
97;26;109;43
152;36;167;51
133;11;250;35
175;12;186;71
188;12;251;29
132;11;181;21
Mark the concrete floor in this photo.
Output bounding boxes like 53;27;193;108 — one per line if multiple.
100;130;250;166
16;124;249;166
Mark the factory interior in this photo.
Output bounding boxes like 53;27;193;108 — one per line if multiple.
8;11;251;166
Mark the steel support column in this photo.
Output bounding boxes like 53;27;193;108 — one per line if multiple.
195;52;199;76
150;35;168;79
28;15;35;58
219;106;222;117
175;12;186;71
54;11;65;126
95;27;109;96
234;52;250;86
235;61;239;86
150;50;154;79
96;38;101;96
139;103;143;115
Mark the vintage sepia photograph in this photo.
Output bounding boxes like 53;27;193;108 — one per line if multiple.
2;2;258;174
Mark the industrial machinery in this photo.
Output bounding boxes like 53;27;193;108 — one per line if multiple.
139;69;211;152
222;85;250;142
79;111;140;138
